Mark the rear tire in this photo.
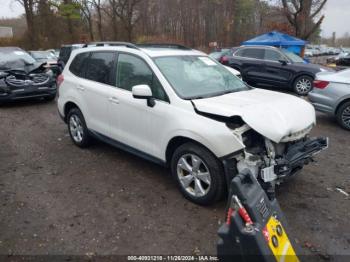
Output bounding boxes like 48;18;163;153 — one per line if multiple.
170;142;225;205
336;101;350;130
67;108;91;148
293;75;313;96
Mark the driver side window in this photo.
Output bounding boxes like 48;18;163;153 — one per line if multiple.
264;49;284;62
116;53;169;102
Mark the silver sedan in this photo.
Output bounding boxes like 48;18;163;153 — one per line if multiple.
308;69;350;130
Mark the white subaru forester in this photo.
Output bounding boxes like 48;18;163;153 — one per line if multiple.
57;43;327;205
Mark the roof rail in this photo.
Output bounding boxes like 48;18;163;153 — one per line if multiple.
137;43;191;50
83;41;140;50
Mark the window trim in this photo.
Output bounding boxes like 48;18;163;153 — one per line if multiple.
233;47;291;64
115;51;170;103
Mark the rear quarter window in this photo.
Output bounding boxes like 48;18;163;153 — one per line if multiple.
69;52;89;77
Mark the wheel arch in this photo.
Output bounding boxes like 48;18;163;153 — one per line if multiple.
292;72;315;87
64;101;81;122
165;136;218;167
335;98;350;115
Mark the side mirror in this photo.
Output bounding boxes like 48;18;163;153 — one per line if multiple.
132;84;152;99
132;84;155;107
278;60;288;66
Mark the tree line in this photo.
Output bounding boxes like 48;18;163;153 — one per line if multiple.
2;0;328;50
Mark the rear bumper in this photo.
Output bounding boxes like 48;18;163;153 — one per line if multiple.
308;92;336;114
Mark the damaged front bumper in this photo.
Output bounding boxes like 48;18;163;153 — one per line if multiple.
222;136;329;192
261;137;329;183
274;136;328;180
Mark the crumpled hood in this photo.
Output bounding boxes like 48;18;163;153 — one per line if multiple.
0;59;45;74
192;89;316;143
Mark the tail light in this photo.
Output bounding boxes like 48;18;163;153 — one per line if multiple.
57;74;64;87
220;56;229;65
313;80;329;89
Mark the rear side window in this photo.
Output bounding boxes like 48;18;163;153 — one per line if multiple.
236;48;264;59
69;52;89;77
85;52;115;85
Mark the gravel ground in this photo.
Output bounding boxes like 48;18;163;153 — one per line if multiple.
0;99;349;261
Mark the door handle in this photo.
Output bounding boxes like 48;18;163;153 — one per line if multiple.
108;97;119;104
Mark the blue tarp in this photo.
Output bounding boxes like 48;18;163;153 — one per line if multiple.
242;31;307;47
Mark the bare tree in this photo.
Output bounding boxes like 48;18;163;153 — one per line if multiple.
281;0;327;39
114;0;143;41
91;0;104;40
17;0;37;48
80;0;94;41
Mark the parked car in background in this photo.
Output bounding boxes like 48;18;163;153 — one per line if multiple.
304;48;314;57
336;53;350;66
327;51;349;64
46;49;59;59
309;69;350;130
29;50;57;64
57;42;327;205
0;47;57;103
58;44;84;67
29;50;60;76
227;45;333;95
209;48;238;64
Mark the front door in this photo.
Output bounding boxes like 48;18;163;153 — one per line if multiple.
263;49;292;87
108;53;171;159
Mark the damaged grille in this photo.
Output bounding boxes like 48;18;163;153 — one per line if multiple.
5;73;50;88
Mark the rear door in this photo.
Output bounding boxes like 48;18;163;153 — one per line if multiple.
263;49;293;86
78;51;117;136
234;48;265;83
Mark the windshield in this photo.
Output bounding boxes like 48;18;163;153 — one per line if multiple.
0;49;36;67
154;56;248;99
281;50;305;63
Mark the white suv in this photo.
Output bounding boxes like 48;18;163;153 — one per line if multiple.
57;43;327;205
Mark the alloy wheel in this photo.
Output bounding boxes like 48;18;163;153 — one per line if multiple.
69;114;84;143
295;78;312;95
176;154;211;197
341;106;350;129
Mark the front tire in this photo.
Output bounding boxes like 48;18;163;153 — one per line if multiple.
336;101;350;130
293;75;313;96
171;142;225;205
67;108;91;148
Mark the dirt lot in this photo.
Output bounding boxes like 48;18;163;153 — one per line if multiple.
0;99;349;260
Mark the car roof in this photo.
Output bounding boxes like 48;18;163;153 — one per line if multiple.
0;47;24;52
72;45;206;58
239;45;280;50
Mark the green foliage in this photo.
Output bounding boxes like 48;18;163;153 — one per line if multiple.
50;0;82;20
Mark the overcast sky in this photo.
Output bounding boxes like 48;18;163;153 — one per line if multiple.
0;0;348;38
